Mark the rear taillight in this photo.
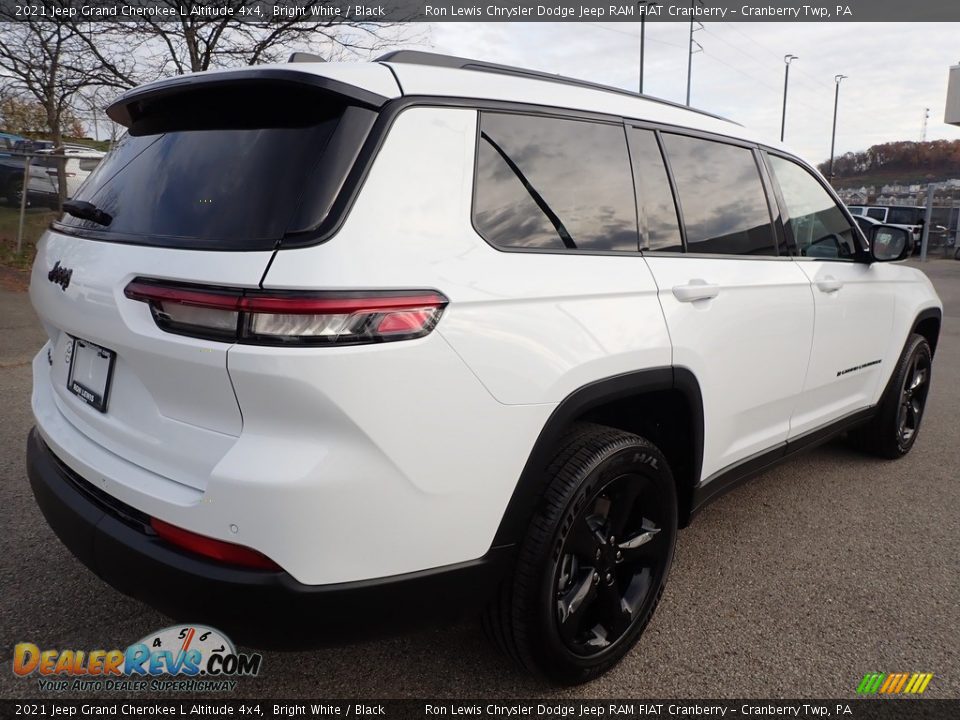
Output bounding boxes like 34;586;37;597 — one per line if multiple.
150;518;280;571
124;278;448;346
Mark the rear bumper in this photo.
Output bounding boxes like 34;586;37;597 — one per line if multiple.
26;427;512;647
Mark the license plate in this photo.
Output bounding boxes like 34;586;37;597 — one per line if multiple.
67;337;116;413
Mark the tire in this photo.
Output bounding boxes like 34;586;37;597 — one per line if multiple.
4;179;27;208
483;423;677;684
849;334;932;459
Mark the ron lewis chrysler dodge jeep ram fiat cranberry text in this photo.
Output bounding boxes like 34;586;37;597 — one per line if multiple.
26;51;941;684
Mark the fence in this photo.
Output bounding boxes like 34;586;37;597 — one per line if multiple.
0;149;105;255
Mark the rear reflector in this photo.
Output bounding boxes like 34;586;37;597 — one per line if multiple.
124;279;448;346
150;518;280;571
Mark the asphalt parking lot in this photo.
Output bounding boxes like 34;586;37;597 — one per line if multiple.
1;259;958;700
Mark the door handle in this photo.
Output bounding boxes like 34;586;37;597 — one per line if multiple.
672;280;720;303
816;276;843;293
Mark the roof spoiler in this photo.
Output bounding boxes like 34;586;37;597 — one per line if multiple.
106;68;388;128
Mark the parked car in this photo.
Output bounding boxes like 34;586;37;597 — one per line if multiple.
26;52;942;685
848;205;928;252
0;131;27;156
1;146;105;207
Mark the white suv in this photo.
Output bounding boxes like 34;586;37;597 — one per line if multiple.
26;52;941;684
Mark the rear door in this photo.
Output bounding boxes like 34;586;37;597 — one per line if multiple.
636;129;815;485
763;152;895;436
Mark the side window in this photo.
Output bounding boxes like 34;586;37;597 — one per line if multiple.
661;134;776;256
767;155;860;260
627;129;682;252
473;112;638;252
866;207;886;221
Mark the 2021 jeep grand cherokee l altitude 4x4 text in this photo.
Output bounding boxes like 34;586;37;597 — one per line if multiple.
26;51;941;684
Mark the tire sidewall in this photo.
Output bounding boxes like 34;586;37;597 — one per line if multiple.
892;337;932;456
525;440;678;682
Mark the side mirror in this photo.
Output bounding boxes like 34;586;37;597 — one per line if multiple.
870;225;910;262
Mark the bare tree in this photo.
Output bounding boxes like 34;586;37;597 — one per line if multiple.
75;2;418;88
0;4;123;205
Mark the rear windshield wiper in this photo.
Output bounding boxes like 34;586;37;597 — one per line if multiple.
62;200;112;227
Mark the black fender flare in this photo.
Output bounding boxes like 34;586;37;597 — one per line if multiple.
910;306;942;356
490;367;704;548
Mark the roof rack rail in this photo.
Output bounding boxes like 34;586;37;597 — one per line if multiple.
289;52;326;63
376;50;737;125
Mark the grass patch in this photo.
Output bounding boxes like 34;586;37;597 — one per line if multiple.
0;205;58;272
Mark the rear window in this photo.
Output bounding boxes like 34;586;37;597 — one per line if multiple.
473;112;638;252
661;134;776;256
57;82;361;251
886;207;922;225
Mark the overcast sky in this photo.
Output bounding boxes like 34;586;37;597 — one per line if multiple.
407;22;960;164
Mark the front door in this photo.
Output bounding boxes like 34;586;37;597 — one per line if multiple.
764;152;896;437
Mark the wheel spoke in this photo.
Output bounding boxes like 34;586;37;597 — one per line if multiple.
599;581;633;638
565;514;605;560
911;367;928;391
909;398;922;427
897;403;909;433
557;569;598;643
617;522;662;566
605;476;646;539
621;567;653;613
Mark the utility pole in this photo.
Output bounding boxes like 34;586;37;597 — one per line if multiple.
780;54;798;142
921;107;930;142
685;1;704;107
829;74;847;181
638;2;659;94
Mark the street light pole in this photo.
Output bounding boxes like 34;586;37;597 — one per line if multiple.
829;74;848;180
780;54;797;142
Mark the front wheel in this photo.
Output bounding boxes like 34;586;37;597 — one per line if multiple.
484;423;677;684
850;334;932;458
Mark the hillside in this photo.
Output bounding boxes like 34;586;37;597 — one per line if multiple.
818;139;960;188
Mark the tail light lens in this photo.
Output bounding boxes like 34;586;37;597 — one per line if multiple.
124;278;448;346
150;518;280;571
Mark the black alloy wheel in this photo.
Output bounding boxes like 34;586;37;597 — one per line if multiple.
897;346;931;446
850;333;933;459
554;471;668;656
483;423;677;684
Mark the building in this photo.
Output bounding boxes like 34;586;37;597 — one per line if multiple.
947;64;960;126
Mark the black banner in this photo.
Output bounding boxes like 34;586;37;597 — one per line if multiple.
4;0;960;23
1;700;959;720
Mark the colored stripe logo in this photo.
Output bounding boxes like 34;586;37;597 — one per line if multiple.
857;672;933;695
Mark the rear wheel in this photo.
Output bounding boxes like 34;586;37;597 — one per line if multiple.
850;333;932;458
4;179;27;208
483;423;677;684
